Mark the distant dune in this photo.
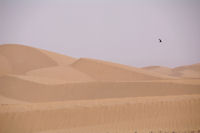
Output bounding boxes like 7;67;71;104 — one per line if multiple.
0;44;200;133
143;63;200;79
142;66;172;76
172;63;200;78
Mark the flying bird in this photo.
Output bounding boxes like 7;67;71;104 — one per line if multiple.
158;38;162;43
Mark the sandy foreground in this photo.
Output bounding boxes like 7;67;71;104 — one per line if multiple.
0;44;200;133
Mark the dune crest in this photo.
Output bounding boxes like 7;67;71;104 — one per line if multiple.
71;58;170;81
143;66;172;75
0;44;57;74
38;49;77;66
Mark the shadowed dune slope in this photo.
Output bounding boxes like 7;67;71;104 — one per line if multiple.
71;58;171;81
0;44;57;74
0;95;199;133
0;75;200;102
38;49;77;66
26;66;95;82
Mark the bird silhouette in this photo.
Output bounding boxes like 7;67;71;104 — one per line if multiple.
158;38;162;43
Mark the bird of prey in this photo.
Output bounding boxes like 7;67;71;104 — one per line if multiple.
158;38;162;43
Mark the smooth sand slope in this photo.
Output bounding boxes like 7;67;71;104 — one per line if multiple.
0;55;12;76
0;44;200;133
26;66;95;82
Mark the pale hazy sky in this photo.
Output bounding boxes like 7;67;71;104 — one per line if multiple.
0;0;200;67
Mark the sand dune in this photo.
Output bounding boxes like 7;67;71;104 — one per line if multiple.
0;95;27;104
0;44;57;74
143;66;172;76
0;44;200;133
172;63;200;78
174;63;200;72
71;58;172;81
26;66;95;82
0;54;12;76
0;74;200;102
38;49;77;66
143;63;200;79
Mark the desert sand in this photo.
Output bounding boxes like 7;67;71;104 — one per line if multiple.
0;44;200;133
